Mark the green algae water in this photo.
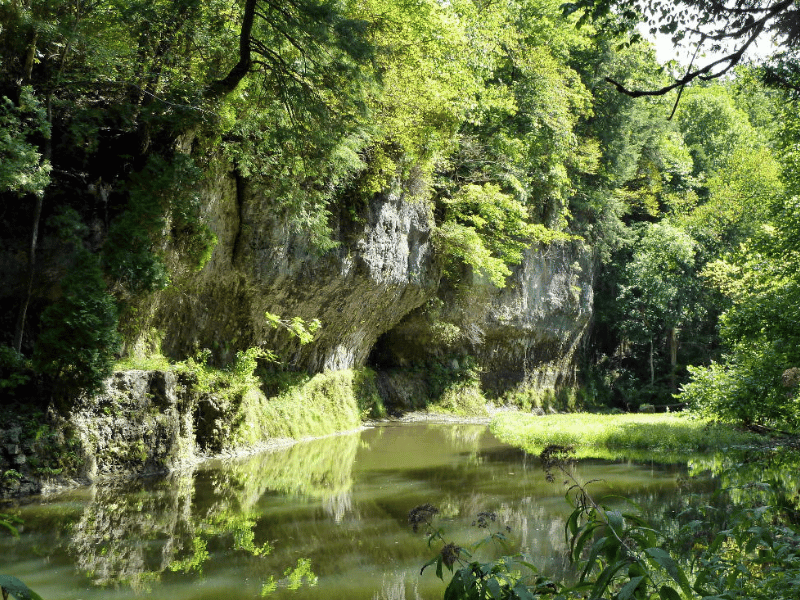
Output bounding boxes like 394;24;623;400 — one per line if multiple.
0;422;703;600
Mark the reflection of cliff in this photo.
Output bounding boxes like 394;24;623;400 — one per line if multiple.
67;436;360;591
205;432;360;516
69;475;195;590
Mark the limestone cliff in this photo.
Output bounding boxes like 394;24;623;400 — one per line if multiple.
372;242;594;402
122;165;593;395
124;168;439;372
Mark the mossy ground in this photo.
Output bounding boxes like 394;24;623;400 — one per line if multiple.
490;412;766;461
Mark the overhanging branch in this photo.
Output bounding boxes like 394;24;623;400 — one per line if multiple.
605;0;796;103
205;0;257;100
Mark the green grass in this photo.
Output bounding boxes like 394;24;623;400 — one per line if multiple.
233;369;382;446
490;412;766;462
114;353;172;372
427;382;490;417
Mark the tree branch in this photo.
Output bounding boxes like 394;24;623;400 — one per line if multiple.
205;0;257;100
607;0;796;101
606;10;767;99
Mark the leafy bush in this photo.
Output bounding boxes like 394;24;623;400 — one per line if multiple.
679;204;800;431
0;87;51;197
0;345;30;395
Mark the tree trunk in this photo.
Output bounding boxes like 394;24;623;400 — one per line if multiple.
649;338;655;387
669;327;678;392
205;0;256;100
23;30;37;83
13;196;42;353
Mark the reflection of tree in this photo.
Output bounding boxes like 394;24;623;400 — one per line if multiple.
689;446;800;515
323;491;353;523
426;460;707;584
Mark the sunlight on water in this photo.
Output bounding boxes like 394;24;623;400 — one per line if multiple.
0;423;701;600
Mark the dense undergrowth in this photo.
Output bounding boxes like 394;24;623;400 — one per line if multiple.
116;347;385;451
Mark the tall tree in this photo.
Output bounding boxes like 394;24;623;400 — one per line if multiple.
617;222;697;390
681;97;800;429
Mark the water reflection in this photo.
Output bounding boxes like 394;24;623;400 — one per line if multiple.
70;475;195;591
201;432;360;519
373;570;424;600
1;423;712;600
686;444;800;517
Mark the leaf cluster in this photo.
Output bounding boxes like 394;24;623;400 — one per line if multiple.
411;504;544;600
566;0;800;97
437;183;573;287
0;87;51;197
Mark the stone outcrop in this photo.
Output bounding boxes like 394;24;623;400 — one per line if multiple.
126;171;439;372
0;366;380;496
70;370;196;479
1;370;196;498
373;242;594;397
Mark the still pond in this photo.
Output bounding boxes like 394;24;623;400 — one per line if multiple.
1;422;709;600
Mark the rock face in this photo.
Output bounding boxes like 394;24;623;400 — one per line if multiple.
125;167;593;395
478;243;594;394
127;171;439;371
373;242;594;397
0;371;196;497
70;370;196;479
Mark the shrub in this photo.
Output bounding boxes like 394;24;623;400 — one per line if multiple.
0;345;30;396
33;249;120;404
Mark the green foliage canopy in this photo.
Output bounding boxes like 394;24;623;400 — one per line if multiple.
680;98;800;429
0;87;50;197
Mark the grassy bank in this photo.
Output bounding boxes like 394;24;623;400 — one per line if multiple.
230;369;384;447
490;412;765;461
